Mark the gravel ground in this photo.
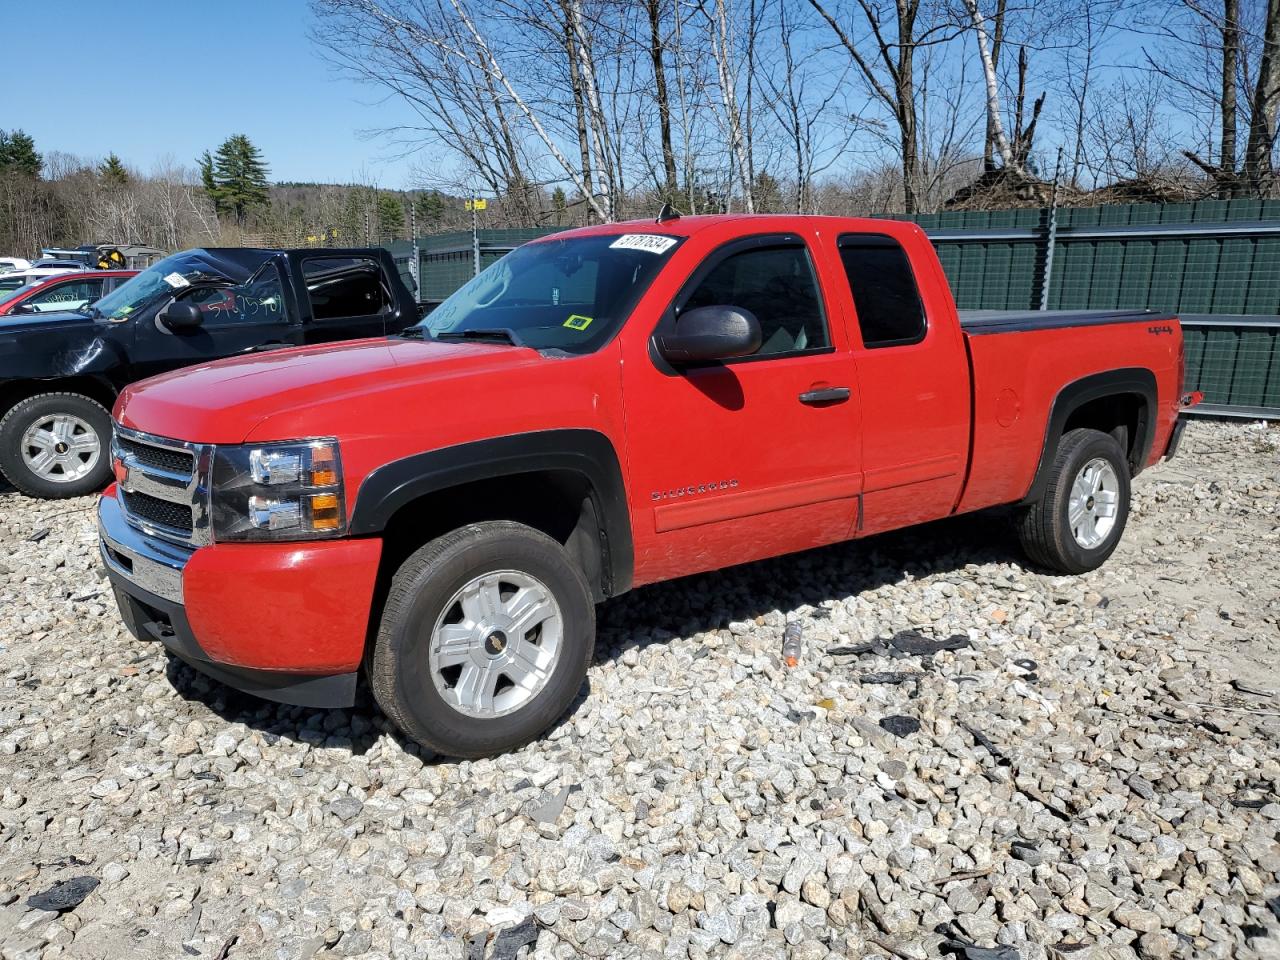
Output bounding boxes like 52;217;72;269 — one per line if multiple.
1;419;1279;960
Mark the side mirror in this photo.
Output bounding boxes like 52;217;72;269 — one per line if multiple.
655;305;762;364
11;302;36;315
159;301;203;331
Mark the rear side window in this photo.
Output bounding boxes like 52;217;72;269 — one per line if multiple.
303;257;391;320
682;243;829;357
838;235;926;348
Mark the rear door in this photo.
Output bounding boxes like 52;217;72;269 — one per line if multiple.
294;254;396;343
826;232;970;535
622;230;864;585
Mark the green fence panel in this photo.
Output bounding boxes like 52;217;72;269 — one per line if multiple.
1179;239;1221;313
1198;328;1240;404
1089;240;1124;308
1230;328;1275;407
1183;326;1205;381
1266;333;1280;408
1054;242;1094;310
1212;238;1253;313
1116;240;1155;309
1244;237;1280;314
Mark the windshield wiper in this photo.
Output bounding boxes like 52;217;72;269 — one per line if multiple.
432;327;524;347
395;326;428;340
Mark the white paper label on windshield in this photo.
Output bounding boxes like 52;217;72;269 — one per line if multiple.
609;234;677;255
163;272;190;289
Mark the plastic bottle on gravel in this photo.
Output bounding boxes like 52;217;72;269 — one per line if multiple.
782;621;803;667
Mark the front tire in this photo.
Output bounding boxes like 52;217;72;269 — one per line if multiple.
0;393;113;499
371;521;595;758
1017;427;1131;574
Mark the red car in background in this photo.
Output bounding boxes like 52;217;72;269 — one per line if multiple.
0;270;138;317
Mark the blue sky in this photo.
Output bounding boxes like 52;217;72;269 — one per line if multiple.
7;0;419;186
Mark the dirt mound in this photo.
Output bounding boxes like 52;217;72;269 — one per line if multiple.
944;168;1068;210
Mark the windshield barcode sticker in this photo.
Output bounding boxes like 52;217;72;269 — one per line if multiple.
163;272;190;289
609;234;677;255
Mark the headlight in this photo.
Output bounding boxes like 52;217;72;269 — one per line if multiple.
211;439;345;542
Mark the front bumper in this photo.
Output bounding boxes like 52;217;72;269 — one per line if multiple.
99;489;382;708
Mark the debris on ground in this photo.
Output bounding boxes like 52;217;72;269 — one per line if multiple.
25;876;99;913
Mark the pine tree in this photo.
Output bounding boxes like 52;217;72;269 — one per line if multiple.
377;194;405;238
413;191;445;227
0;129;42;177
552;187;567;226
99;153;129;186
198;150;217;194
206;134;270;225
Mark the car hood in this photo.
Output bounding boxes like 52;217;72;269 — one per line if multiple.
0;308;90;329
116;337;546;444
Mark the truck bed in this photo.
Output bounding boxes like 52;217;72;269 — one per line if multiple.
954;309;1183;517
959;309;1177;334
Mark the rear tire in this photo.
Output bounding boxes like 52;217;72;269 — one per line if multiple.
0;393;113;499
1017;427;1131;574
371;521;595;758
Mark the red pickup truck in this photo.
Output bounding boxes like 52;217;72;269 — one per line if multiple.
99;214;1194;757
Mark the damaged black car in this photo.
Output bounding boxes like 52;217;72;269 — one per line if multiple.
0;246;418;498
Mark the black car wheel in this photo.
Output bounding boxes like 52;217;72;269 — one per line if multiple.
0;393;114;499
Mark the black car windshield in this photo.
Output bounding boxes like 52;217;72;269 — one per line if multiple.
92;252;236;321
418;232;683;353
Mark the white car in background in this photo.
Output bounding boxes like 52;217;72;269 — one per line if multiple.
29;259;88;272
0;266;86;296
0;258;32;274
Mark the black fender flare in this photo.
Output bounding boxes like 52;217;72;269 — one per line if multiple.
1021;367;1158;505
348;429;634;596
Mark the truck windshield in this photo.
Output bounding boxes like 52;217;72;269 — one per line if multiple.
92;252;232;322
417;232;683;353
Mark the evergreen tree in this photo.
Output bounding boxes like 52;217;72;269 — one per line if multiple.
99;153;129;186
198;150;217;194
413;191;445;228
551;187;567;226
206;134;270;225
0;129;42;177
377;194;405;237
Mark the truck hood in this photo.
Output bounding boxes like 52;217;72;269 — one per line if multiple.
116;337;544;444
0;311;130;382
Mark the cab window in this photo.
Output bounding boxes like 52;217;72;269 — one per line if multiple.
681;242;829;357
837;235;926;348
303;257;391;320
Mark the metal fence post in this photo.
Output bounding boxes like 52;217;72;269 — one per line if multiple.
1039;148;1063;311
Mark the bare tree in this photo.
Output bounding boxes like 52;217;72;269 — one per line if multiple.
1244;0;1280;191
807;0;960;212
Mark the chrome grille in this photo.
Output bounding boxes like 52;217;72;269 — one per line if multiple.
115;435;194;476
111;425;212;547
121;490;195;534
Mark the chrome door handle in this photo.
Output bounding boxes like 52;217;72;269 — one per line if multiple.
799;387;851;405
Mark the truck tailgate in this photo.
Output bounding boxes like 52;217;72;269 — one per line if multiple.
956;309;1182;515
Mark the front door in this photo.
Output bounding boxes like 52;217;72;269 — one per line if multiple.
622;232;864;586
130;263;298;381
